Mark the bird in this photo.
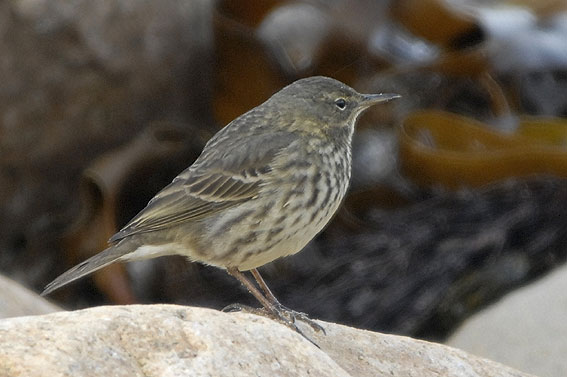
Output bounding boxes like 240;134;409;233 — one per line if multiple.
42;76;399;335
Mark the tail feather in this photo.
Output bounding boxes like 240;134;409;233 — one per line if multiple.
41;245;129;296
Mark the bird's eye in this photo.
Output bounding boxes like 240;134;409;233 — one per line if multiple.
335;98;347;110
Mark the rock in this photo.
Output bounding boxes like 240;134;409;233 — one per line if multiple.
447;264;567;377
0;274;62;319
0;304;533;377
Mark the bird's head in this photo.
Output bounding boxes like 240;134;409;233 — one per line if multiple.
266;76;400;141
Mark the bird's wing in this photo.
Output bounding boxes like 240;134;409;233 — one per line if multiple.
109;128;297;243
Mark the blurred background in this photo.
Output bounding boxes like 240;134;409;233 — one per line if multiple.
1;0;567;375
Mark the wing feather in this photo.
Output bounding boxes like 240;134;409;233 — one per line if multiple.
109;127;297;243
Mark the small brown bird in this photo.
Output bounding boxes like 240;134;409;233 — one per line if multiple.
43;76;399;333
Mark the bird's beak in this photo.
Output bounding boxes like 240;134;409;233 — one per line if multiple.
361;93;401;108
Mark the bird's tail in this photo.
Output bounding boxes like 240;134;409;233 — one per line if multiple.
41;243;130;296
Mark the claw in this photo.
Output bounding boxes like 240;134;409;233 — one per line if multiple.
223;302;323;347
264;303;323;347
272;303;326;335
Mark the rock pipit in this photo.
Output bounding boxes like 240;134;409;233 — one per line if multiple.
42;76;399;338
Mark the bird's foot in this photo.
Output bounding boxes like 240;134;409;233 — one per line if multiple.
269;302;326;335
266;303;324;347
222;302;324;347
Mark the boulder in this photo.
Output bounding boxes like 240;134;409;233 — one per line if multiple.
0;274;62;319
448;264;567;377
0;304;533;377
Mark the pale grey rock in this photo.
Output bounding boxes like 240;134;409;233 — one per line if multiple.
448;264;567;377
0;304;533;377
0;274;62;319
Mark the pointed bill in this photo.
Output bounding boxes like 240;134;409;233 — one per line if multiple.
361;93;401;108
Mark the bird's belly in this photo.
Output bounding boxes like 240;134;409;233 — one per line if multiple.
234;207;333;271
226;201;338;271
200;168;347;271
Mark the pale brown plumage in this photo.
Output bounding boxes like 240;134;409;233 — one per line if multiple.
42;76;399;337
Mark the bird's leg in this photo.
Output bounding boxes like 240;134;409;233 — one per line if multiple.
225;267;274;310
224;267;322;345
250;268;325;334
250;268;279;305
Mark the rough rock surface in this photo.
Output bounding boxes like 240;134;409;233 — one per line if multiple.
0;274;62;319
448;264;567;377
0;304;533;377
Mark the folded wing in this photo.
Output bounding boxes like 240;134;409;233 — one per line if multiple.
109;129;297;243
